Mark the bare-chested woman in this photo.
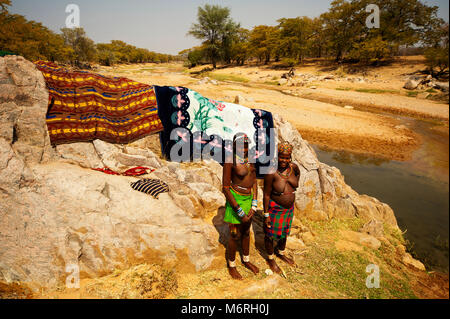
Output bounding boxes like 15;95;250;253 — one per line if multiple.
222;133;260;280
263;141;300;273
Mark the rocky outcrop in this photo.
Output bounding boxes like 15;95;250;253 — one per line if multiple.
0;55;400;290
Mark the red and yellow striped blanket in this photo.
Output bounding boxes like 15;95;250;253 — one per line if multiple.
34;61;163;145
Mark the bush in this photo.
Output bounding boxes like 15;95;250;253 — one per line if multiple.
187;48;205;67
280;57;297;67
348;36;392;64
424;46;449;77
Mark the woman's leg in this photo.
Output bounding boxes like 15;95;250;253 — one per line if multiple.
240;220;259;274
264;235;281;273
276;237;295;265
227;224;242;280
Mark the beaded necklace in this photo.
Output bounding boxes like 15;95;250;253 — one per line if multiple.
235;154;251;176
277;165;291;179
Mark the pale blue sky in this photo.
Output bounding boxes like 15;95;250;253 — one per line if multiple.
9;0;450;55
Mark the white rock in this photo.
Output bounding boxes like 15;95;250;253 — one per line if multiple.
403;79;419;90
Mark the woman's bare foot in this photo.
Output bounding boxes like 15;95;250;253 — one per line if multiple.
266;259;281;274
228;266;243;280
277;254;295;266
243;261;259;275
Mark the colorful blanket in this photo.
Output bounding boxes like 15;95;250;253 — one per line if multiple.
34;61;163;145
153;86;276;177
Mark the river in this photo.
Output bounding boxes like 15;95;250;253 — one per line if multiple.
312;114;449;272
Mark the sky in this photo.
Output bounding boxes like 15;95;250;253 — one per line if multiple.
8;0;450;55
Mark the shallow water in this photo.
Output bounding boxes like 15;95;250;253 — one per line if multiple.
311;117;449;272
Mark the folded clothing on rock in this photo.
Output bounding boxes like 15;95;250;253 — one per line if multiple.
130;178;169;199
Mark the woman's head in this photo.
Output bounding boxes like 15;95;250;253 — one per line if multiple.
233;133;249;159
277;141;293;169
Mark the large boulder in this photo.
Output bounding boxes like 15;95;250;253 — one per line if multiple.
0;56;222;289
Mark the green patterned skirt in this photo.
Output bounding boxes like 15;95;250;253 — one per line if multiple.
224;187;253;224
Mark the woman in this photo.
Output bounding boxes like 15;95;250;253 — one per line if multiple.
222;133;260;280
263;141;300;273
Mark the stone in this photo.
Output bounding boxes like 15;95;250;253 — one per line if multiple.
55;142;103;168
434;82;449;93
264;269;273;276
243;275;284;295
360;219;384;238
340;230;381;250
0;56;53;164
301;210;328;221
0;163;219;288
286;237;306;251
301;232;315;244
402;253;426;271
403;79;419;90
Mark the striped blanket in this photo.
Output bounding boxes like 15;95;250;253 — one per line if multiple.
34;61;163;145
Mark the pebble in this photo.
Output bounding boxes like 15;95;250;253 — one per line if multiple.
265;269;274;276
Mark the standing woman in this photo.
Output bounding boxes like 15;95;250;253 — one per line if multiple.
222;133;260;280
263;141;300;273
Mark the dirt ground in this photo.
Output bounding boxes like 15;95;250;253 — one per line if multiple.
95;56;448;162
18;216;449;299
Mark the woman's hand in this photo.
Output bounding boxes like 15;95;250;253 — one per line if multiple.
264;216;271;229
241;208;255;223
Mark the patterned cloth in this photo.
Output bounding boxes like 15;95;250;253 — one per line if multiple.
92;166;154;176
153;86;276;178
264;199;294;240
130;178;169;199
224;187;253;224
34;61;163;145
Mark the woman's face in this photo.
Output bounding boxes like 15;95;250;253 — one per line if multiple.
235;140;249;158
278;152;291;169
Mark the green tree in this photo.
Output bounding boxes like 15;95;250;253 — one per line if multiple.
249;25;279;64
320;0;363;61
278;17;315;63
188;4;239;68
424;23;449;77
230;28;250;65
61;27;97;65
348;36;392;64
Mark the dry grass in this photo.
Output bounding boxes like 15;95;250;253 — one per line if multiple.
84;264;177;299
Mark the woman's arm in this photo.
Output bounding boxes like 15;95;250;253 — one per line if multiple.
249;173;258;214
222;162;239;210
263;173;274;228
